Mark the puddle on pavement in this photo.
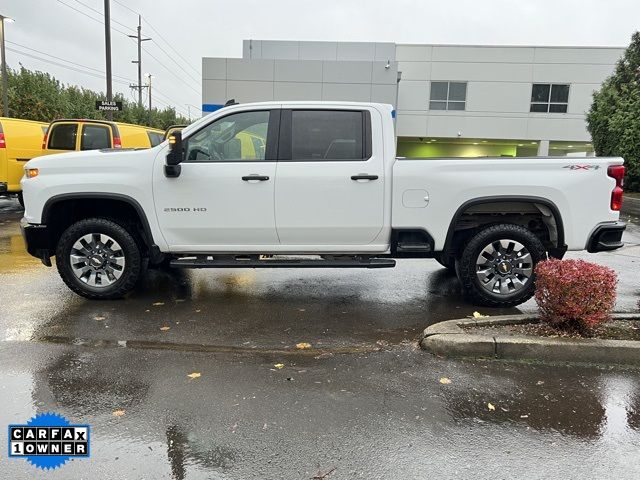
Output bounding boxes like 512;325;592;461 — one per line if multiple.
440;362;640;440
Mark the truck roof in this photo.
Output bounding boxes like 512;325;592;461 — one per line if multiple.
212;100;393;109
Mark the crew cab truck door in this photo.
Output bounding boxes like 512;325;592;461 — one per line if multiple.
275;108;384;246
152;109;280;250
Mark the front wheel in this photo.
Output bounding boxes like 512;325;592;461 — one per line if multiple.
56;218;142;299
456;224;546;307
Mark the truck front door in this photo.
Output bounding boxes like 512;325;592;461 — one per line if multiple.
153;109;280;251
274;108;385;246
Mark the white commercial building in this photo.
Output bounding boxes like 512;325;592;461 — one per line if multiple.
202;40;624;157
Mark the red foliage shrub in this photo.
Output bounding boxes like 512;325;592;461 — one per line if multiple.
534;259;617;330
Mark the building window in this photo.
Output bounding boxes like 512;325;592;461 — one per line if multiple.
429;82;467;111
530;84;570;113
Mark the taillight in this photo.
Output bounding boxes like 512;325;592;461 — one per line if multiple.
607;165;625;211
113;136;122;148
0;132;6;148
42;133;48;149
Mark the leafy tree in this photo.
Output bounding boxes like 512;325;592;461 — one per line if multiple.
587;32;640;191
1;65;190;130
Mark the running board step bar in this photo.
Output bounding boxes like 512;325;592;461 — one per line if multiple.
170;257;396;269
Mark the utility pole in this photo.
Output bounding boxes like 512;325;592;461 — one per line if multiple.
146;74;153;125
0;14;14;117
103;0;113;120
128;15;150;107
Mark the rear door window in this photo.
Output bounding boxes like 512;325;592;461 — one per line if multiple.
147;131;164;147
290;110;364;160
81;124;111;150
48;124;78;150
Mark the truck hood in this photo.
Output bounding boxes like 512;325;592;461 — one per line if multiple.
25;147;155;169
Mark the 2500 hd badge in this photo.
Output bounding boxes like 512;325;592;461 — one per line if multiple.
163;207;207;212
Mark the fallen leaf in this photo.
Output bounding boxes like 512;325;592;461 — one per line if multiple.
94;315;106;321
439;377;452;385
298;308;306;312
112;409;126;417
187;372;201;379
520;414;529;419
152;302;165;306
160;326;171;331
274;363;285;369
487;403;496;411
195;309;201;313
472;311;489;319
296;342;312;350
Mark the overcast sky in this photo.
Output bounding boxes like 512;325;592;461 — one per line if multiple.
2;0;639;119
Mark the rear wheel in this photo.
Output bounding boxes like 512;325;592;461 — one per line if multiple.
456;224;546;307
56;218;142;299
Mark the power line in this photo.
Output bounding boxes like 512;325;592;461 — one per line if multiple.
8;45;191;118
55;0;200;111
58;0;200;103
6;40;132;82
111;0;138;16
71;0;134;33
6;46;130;86
140;44;200;94
111;0;201;77
56;0;131;37
147;39;201;85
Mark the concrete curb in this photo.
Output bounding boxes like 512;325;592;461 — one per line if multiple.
420;313;640;366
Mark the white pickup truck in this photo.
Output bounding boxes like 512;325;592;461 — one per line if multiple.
20;101;626;307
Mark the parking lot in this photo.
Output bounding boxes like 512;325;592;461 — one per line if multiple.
1;197;640;479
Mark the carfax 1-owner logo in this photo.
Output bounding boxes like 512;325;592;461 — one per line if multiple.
8;412;90;470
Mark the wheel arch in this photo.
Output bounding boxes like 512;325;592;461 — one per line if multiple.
443;195;566;258
41;193;160;260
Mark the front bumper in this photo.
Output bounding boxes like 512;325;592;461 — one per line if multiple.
587;221;626;253
20;218;53;266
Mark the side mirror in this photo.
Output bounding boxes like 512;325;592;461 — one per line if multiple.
165;131;184;178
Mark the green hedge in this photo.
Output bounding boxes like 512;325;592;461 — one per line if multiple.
587;32;640;192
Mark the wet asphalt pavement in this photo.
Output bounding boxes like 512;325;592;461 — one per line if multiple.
1;197;640;479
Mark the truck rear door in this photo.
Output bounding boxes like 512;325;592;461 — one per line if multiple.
79;122;112;150
274;108;384;246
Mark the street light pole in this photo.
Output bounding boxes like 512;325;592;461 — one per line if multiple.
104;0;113;120
0;14;14;117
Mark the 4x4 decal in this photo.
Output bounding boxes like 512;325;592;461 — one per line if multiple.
563;164;601;170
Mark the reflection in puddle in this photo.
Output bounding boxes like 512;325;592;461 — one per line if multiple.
443;367;640;441
0;230;41;274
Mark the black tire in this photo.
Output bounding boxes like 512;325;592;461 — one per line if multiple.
56;218;142;300
435;254;456;271
456;224;546;307
17;192;24;208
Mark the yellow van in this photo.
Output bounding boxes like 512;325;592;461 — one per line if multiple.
42;119;164;155
0;117;48;205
